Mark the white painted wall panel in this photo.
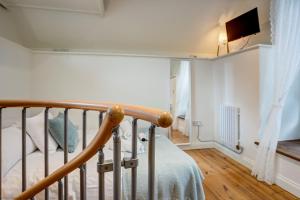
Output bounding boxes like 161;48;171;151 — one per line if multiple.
212;46;300;197
0;37;32;126
212;48;260;161
30;52;170;129
191;59;214;146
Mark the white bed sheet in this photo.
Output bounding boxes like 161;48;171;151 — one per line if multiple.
2;130;120;200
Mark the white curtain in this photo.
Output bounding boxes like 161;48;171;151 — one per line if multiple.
173;60;191;136
251;0;300;184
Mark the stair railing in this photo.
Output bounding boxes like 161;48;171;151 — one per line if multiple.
0;100;172;200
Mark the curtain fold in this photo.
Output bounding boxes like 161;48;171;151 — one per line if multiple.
252;0;300;184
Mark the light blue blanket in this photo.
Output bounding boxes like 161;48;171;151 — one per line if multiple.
122;135;205;200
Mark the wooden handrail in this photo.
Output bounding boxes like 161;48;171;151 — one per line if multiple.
0;100;173;199
15;105;124;200
0;100;172;128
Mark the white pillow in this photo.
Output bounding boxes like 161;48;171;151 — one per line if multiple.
26;111;58;153
2;126;36;176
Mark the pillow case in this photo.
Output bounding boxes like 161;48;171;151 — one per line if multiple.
49;113;79;153
2;126;36;176
26;111;58;153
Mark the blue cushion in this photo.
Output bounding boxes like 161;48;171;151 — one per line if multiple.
49;113;79;153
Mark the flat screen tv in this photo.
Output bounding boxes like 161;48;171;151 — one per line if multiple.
226;8;260;42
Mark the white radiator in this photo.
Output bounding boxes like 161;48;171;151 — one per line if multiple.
218;104;241;152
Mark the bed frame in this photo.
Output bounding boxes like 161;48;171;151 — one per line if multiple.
0;100;173;200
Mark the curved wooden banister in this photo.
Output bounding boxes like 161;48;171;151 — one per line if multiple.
15;105;124;200
0;100;173;199
0;100;173;128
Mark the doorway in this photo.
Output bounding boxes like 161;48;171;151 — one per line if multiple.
169;59;192;145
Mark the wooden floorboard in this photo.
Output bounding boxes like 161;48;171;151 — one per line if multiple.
185;149;298;200
170;130;189;144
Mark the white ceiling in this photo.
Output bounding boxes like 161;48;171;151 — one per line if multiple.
4;0;270;56
5;0;104;14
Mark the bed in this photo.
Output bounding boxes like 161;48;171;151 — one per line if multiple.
2;129;205;200
2;130;115;200
122;135;205;200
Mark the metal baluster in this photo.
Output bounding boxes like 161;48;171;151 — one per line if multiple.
98;112;105;200
22;108;27;191
44;108;50;200
148;124;156;200
82;110;87;150
99;112;103;128
131;119;138;200
0;108;2;200
80;110;87;200
98;149;105;200
113;126;121;200
64;109;69;200
58;180;63;200
80;166;86;200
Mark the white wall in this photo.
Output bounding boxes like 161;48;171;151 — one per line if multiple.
190;60;215;147
0;37;31;98
30;52;170;129
0;35;171;129
210;46;300;197
212;48;261;162
0;37;32;126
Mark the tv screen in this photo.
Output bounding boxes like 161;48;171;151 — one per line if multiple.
226;8;260;42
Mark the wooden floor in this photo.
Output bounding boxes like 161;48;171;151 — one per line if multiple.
185;149;298;200
171;130;189;144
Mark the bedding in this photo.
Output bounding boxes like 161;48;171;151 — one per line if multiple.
26;111;58;153
119;120;132;140
106;120;145;154
3;130;205;200
106;128;145;154
2;126;36;176
122;135;205;200
2;130;117;200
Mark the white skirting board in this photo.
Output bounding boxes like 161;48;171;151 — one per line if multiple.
178;142;300;197
213;142;254;169
214;143;300;197
179;141;214;150
276;175;300;197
